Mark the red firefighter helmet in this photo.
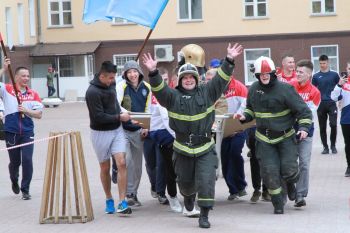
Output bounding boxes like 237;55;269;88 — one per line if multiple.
254;56;276;74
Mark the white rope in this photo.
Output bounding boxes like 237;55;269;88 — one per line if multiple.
0;132;69;152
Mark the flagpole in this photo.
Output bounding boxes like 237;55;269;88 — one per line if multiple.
136;29;153;61
0;33;22;106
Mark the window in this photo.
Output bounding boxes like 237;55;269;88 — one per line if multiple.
113;54;137;77
244;0;267;18
311;0;335;14
311;45;339;72
5;7;13;50
244;48;271;85
59;56;85;77
29;0;36;36
87;55;94;79
178;0;202;21
48;0;72;27
17;3;25;45
112;17;135;25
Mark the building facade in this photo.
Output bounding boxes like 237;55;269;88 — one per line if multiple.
1;0;350;99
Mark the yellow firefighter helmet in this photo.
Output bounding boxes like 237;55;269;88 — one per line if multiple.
180;44;205;68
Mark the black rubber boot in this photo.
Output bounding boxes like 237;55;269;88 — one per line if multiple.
271;193;284;214
286;182;296;201
184;194;195;211
198;207;211;228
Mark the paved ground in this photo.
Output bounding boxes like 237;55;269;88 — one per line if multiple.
0;102;349;233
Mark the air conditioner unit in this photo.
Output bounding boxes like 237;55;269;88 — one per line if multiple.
154;44;174;62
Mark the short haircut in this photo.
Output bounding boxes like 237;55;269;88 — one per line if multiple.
319;54;328;61
282;54;294;60
296;59;313;71
100;61;117;73
15;66;29;75
158;67;168;76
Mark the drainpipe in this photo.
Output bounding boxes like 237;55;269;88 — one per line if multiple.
36;0;42;43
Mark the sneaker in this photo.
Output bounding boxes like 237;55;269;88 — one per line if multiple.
133;194;142;207
105;199;115;214
158;194;169;205
250;190;261;203
111;169;118;184
11;181;20;194
150;188;158;198
117;200;132;214
261;190;271;202
321;148;329;154
126;194;135;206
294;196;306;207
182;206;200;218
168;196;182;213
345;167;350;177
331;146;337;154
238;189;248;197
22;192;31;200
227;193;239;201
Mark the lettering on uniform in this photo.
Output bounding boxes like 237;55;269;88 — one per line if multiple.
6;85;36;101
182;95;191;99
224;88;236;98
299;93;310;101
256;90;264;95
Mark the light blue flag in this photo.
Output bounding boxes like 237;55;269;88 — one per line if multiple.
106;0;169;29
83;0;112;24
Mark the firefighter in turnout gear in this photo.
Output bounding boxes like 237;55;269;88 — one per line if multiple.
142;43;243;228
237;56;312;214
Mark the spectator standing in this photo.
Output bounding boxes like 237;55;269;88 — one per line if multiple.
46;66;56;97
312;55;340;154
331;61;350;176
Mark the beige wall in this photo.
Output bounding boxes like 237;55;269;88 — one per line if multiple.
39;0;350;43
0;0;37;47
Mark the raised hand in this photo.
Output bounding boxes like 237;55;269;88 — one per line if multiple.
227;43;243;60
3;57;10;71
142;53;157;72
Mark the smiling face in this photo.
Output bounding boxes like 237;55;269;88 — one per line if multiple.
282;56;295;73
296;66;311;85
126;68;140;87
259;73;271;85
181;74;196;90
15;68;30;89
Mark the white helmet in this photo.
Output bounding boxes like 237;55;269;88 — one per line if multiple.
254;56;276;74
